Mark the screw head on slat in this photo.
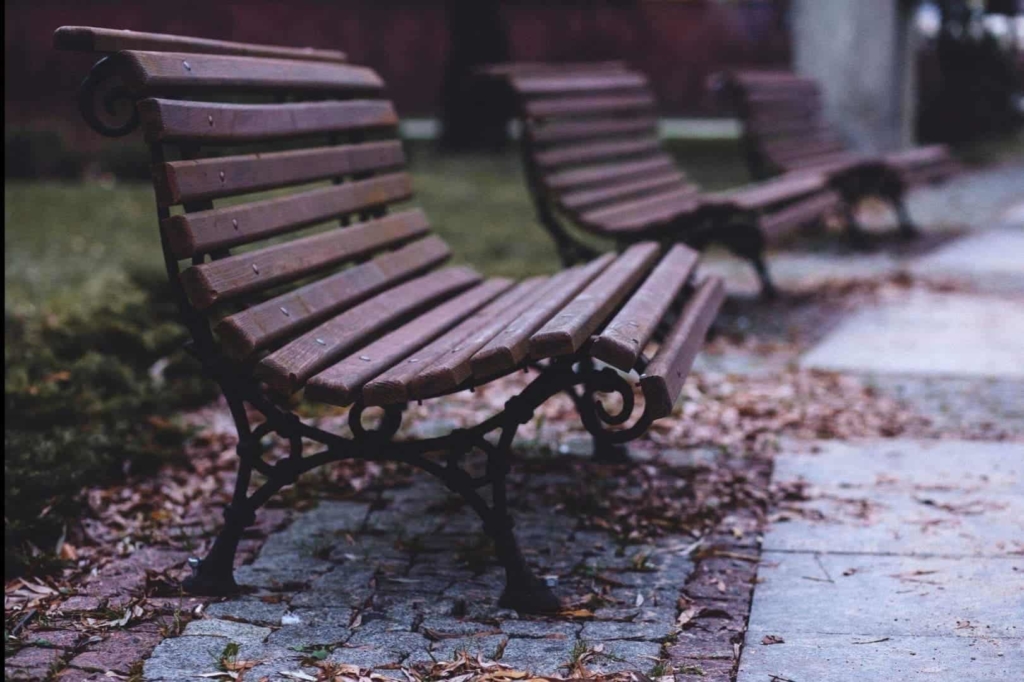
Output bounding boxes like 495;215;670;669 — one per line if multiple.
219;171;226;182
315;338;327;346
280;307;290;317
182;60;191;71
251;263;259;274
232;219;239;230
359;355;371;362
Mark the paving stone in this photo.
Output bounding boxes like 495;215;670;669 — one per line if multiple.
59;596;106;613
748;552;1023;639
182;618;272;644
800;290;1024;378
765;439;1024;556
736;632;1023;682
143;636;231;680
429;634;508;661
66;629;162;674
54;669;107;682
673;655;735;680
265;622;352;650
499;636;578;676
204;598;292;626
581;619;677;642
910;228;1024;293
329;631;431;667
586;639;663;674
26;629;82;650
420;616;501;638
5;646;64;679
668;626;737;660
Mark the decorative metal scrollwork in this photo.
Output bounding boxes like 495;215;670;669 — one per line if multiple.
77;56;140;137
348;403;404;441
575;363;654;444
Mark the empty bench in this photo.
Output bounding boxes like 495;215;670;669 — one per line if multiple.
718;69;962;238
55;26;725;614
495;63;844;296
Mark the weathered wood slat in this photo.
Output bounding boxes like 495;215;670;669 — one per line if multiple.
640;277;726;419
545;155;676;191
138;98;397;143
154;140;405;206
590;245;700;371
580;187;701;232
216;235;450;358
54;26;348;62
162;173;413;258
524;93;656;118
469;255;615;379
560;171;688;212
305;279;514;406
530;243;661;358
362;278;548;406
758;190;841;241
884;144;951;169
702;173;824;211
478;61;628;78
528;117;657;144
511;72;648;95
117;50;382;93
179;210;430;309
534;137;661;168
257;267;481;393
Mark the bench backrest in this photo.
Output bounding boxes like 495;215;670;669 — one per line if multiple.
509;66;691;234
59;28;461;367
722;70;848;177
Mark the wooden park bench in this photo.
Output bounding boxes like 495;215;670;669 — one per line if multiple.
716;69;962;240
492;63;845;297
54;26;725;614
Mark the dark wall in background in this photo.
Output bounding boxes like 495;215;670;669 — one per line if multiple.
5;0;788;130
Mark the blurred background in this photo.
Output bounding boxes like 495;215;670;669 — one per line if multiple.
3;0;1022;577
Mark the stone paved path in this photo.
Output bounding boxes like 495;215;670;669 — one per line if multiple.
737;440;1023;682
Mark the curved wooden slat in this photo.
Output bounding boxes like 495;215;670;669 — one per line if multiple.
257;266;482;393
528;117;657;144
580;187;701;232
511;72;648;95
545;155;676;191
360;278;548;406
524;93;656;118
54;26;348;62
162;172;413;258
469;255;615;380
153;140;405;206
534;137;661;169
590;245;700;371
758;190;841;241
305;279;514;406
640;276;725;419
530;242;661;359
560;171;688;212
216;235;451;358
138;98;397;143
179;210;431;309
116;50;383;94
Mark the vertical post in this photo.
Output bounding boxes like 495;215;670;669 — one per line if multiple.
791;0;920;151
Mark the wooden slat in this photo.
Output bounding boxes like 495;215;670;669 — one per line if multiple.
561;171;688;212
362;278;548;406
179;210;430;309
580;187;701;232
54;26;348;62
528;117;657;144
512;72;648;95
640;277;726;419
163;173;413;259
469;255;616;379
590;245;700;371
138;98;397;143
305;279;514;406
116;50;383;94
525;93;656;118
884;144;950;169
530;243;661;358
534;137;660;168
478;61;628;78
216;236;450;358
702;173;825;211
257;267;481;393
154;140;405;206
758;190;841;241
546;155;676;191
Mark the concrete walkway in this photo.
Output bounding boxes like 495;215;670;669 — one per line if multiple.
737;211;1024;680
